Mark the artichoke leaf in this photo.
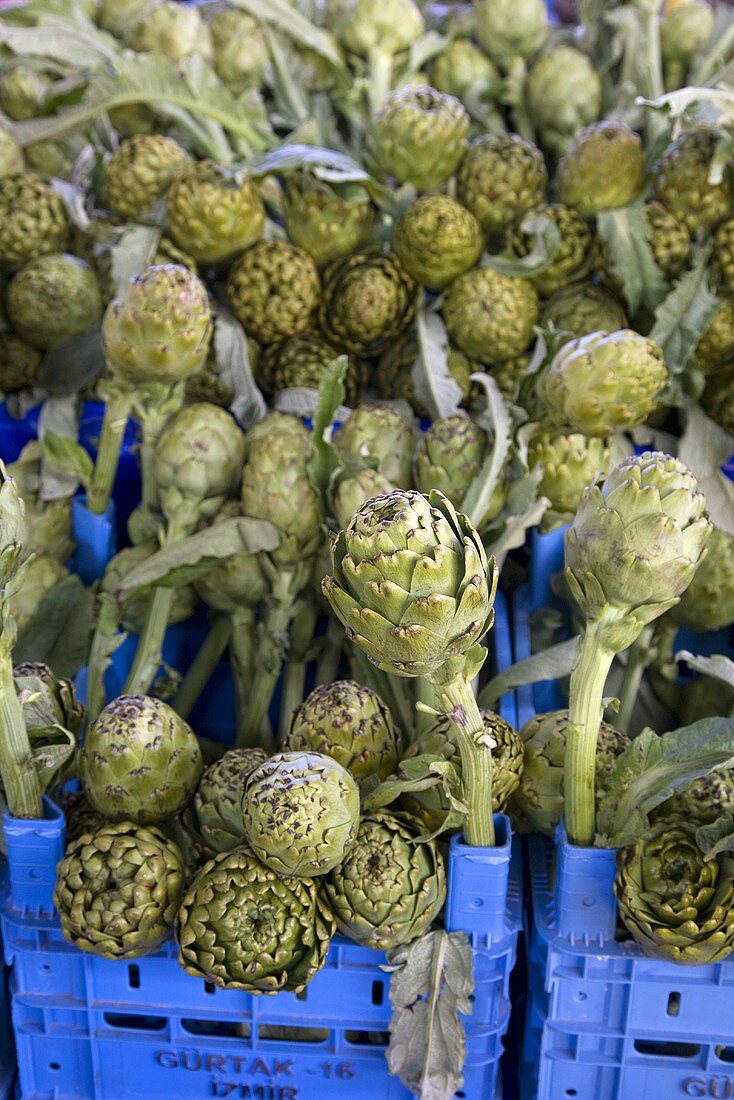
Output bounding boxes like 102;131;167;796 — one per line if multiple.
41;432;93;491
596;203;668;315
649;242;717;404
306;356;348;498
478;637;579;709
676;651;734;690
214;312;266;430
484;212;562;279
461;373;512;530
230;0;344;67
412;308;463;423
696;813;734;862
678;402;734;534
363;753;468;839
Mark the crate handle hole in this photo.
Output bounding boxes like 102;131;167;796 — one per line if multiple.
28;870;40;881
49;1063;61;1072
581;897;595;908
667;991;681;1017
296;988;308;1003
41;964;51;974
575;992;588;1002
634;1040;700;1059
371;981;384;1006
203;981;216;995
565;1090;577;1097
128;964;140;990
469;898;484;910
715;1046;734;1063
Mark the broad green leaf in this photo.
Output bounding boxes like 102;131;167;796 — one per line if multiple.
37;323;104;397
484;213;562;279
230;0;344;67
649;244;717;404
14;574;95;679
596;204;668;315
38;396;79;500
363;754;468;838
696;813;734;862
478;637;579;709
413;307;463;422
0;16;118;67
251;142;371;181
676;651;734;689
678;402;734;534
41;431;93;490
461;374;512;532
214;312;267;430
307;357;348;499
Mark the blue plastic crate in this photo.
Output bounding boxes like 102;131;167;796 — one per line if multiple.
2;802;521;1100
0;403;39;465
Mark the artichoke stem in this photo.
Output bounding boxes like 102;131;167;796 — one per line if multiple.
278;601;319;742
87;394;132;515
85;594;123;724
123;584;176;698
0;634;42;818
173;613;232;720
230;607;261;746
316;618;343;688
368;49;394;118
614;623;655;734
565;623;616;846
643;11;667;146
434;676;494;848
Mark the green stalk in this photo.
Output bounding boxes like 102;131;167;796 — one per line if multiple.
433;676;494;848
87;393;132;515
367;48;394;117
0;636;42;818
173;613;232;720
414;679;437;736
643;11;666;147
614;623;655;734
231;606;268;750
316;618;343;687
278;600;319;741
123;584;176;697
565;622;616;846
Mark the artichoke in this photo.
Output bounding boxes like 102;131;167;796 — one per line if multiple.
128;0;211;64
102;263;212;386
210;8;269;93
331;467;395;531
595;201;691;289
653;767;734;826
241;412;323;565
695;295;734;373
8;553;68;636
456;133;547;236
334;401;415;488
702;366;734;435
393;194;483;291
13;660;84;736
558;122;645;216
0;332;42;392
177;844;335;992
661;0;714;88
615;819;734;964
167;160;265;266
102;134;190;221
283;172;375;267
655;131;731;233
474;0;549;65
509;709;630;836
680;675;734;726
442;266;539;362
319;250;417;357
537;330;667;437
507;203;592;297
671;526;734;631
241;751;361;876
377;334;475;415
7;253;102;351
285;680;400;785
193;501;269;614
194;747;268;853
97;0;151;36
524;46;602;156
0;128;24;176
256;333;364;405
101;541;199;633
0;67;44;121
322;811;446;950
414;414;489;509
184;348;233;407
58;790;105;846
0;173;69;272
368;85;470;192
321;489;496;682
326;0;423;56
228;241;321;345
55;822;185;959
483;357;531;402
542;282;628;339
528;431;611;532
155;403;245;526
400;710;523;830
430;39;499;107
714;218;734;290
80;695;203;825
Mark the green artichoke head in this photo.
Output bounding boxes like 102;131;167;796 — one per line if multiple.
475;0;549;65
655;131;731;233
242;750;361;877
283;171;376;267
285;680;401;785
154;403;245;528
167;160;265;266
334;401;416;488
0;173;70;273
702;365;734;436
653;765;734;826
102;263;212;387
528;431;611;532
694;295;734;373
331;467;396;531
0;333;42;393
21;497;73;563
661;1;714;74
257;334;365;406
193;500;269;613
615;818;734;964
431;39;499;103
322;810;446;950
319;250;417;358
322;488;498;684
325;0;424;58
102;134;191;222
54;821;185;959
210;8;269;93
13;660;85;736
0;128;25;176
542;282;628;340
558;121;645;216
507;203;593;297
177;844;335;991
393;194;483;291
80;694;203;824
524;46;602;156
714;218;734;290
538;330;668;437
7;253;103;351
128;0;211;64
58;790;105;846
565;451;712;646
97;0;150;37
368;85;470;192
413;414;488;507
456;132;548;236
671;526;734;631
194;747;268;853
227;240;321;345
0;66;45;121
442;266;540;362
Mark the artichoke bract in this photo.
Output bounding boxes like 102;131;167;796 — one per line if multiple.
414;415;506;530
431;39;499;106
322;811;446;950
167;160;265;266
615;819;734;965
241;751;361;877
368;86;470;192
332;467;395;531
655;131;731;233
714;218;734;289
528;431;611;532
228;241;321;345
319;250;417;358
103;134;190;221
257;334;365;406
702;366;734;435
334;402;415;488
507;204;592;297
0;129;25;176
58;790;105;846
194;747;268;853
654;767;734;826
542;283;628;340
283;172;375;267
594;201;691;289
54;821;185;959
524;46;602;156
285;680;400;785
537;330;667;438
558;121;645;216
475;0;549;65
80;694;203;825
443;266;539;362
393;194;483;291
0;173;69;272
7;253;102;351
0;333;42;392
13;660;84;736
671;526;734;631
177;844;335;992
456;133;547;236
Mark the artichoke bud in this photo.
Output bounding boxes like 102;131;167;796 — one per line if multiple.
368;85;470;192
670;526;734;631
331;467;394;532
334;401;416;488
194;747;268;854
13;660;84;735
325;0;424;58
564;451;712;650
475;0;549;65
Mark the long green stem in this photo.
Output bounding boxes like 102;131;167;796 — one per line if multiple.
230;607;266;749
278;601;319;741
85;594;124;723
123;584;175;697
433;676;494;848
565;623;616;846
415;680;437;737
87;393;132;515
367;49;394;117
0;638;42;818
173;613;232;720
316;618;343;687
615;624;655;734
